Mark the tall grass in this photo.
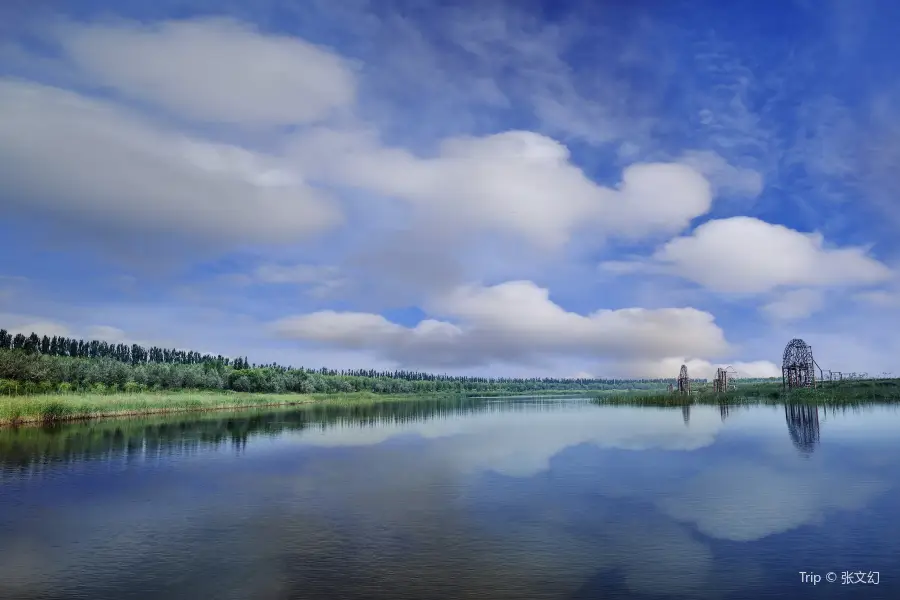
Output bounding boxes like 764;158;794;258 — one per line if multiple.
0;390;434;427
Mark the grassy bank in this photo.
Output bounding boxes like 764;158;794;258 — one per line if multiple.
592;378;900;407
0;390;463;427
0;385;630;427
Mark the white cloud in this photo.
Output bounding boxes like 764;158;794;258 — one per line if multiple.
761;288;825;321
0;314;71;338
53;18;356;125
224;264;348;298
597;260;656;276
0;80;341;244
678;150;764;198
2;318;144;347
294;128;714;247
727;360;784;378
273;280;729;367
569;371;595;379
611;217;892;294
854;289;900;308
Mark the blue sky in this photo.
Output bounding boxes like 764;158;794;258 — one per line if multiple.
1;0;899;378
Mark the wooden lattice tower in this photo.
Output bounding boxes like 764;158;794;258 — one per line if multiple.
676;364;691;395
782;339;816;389
712;367;736;392
712;367;724;392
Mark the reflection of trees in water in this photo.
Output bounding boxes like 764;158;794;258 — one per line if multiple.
0;397;495;473
784;404;820;455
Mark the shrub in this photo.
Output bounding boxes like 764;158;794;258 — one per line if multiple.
40;401;71;422
0;379;19;396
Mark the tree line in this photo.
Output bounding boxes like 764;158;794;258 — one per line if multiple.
0;330;253;370
0;328;681;395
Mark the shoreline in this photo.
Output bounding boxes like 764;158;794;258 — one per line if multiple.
4;381;899;427
592;385;900;406
0;391;464;428
0;389;598;428
1;400;321;428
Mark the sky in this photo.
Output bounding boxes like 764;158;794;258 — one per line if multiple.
1;0;899;379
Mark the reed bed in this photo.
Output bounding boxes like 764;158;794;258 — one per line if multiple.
0;386;631;427
0;390;457;427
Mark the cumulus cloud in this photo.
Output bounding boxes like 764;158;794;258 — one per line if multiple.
0;80;341;244
294;128;713;247
603;217;893;294
53;18;356;125
761;288;825;321
273;280;729;367
655;217;892;293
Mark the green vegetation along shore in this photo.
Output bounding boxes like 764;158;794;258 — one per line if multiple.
593;378;900;406
0;390;465;427
1;388;631;427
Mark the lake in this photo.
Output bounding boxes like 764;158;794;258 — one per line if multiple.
1;397;897;600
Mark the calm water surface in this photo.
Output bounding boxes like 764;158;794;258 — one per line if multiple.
1;397;898;600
